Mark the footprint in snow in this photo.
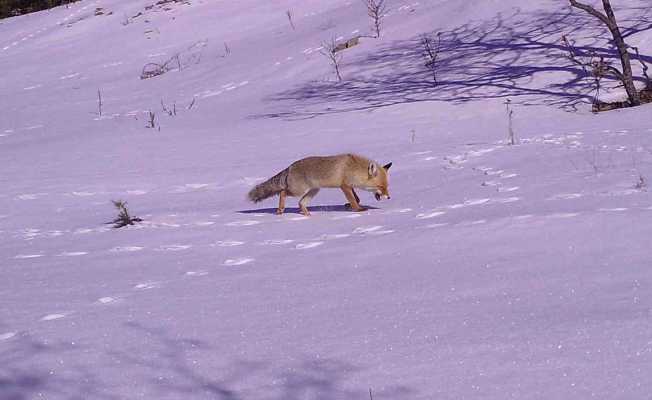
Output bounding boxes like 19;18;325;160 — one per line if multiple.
548;193;583;200
548;212;580;218
223;258;254;266
260;239;294;245
492;197;521;204
0;332;17;341
295;242;323;250
185;270;209;277
41;313;67;321
57;251;88;257
193;221;216;226
156;244;191;251
97;296;119;305
353;226;384;234
425;222;449;229
416;211;446;219
15;254;44;259
16;193;47;200
211;240;245;247
319;233;350;240
134;281;161;290
110;246;144;252
226;220;261;226
70;191;96;197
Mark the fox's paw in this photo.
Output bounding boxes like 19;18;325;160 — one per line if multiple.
353;206;368;212
276;208;285;215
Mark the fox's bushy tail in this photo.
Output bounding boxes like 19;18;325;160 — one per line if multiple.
248;168;288;203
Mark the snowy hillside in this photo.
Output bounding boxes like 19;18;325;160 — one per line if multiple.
1;0;652;398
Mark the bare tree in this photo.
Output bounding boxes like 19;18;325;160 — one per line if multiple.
568;0;640;106
364;0;387;38
321;39;343;82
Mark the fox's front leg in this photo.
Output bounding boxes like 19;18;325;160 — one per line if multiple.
341;185;366;212
277;190;286;215
344;188;361;210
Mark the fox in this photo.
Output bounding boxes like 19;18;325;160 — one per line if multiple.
248;154;392;216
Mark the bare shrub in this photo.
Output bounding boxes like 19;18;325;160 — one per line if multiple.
321;38;343;82
504;99;516;145
140;40;207;79
110;200;142;228
286;10;296;30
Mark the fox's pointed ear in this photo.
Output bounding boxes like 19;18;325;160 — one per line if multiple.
383;162;392;171
368;162;378;177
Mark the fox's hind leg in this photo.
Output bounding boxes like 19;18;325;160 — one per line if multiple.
299;188;319;216
341;185;367;212
276;190;287;215
344;188;361;210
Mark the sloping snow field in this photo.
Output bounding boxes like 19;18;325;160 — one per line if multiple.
1;0;652;398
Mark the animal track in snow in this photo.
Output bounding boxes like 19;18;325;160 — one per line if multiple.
134;281;161;290
548;212;580;218
465;198;491;206
319;233;350;240
193;221;216;226
16;193;47;200
425;223;449;229
156;244;192;251
185;270;209;277
0;332;17;341
416;211;446;219
353;226;384;234
71;191;96;197
97;297;118;304
223;257;255;266
225;220;261;226
41;313;67;321
15;254;44;259
211;240;245;247
295;242;323;250
110;246;144;252
548;193;583;200
492;197;521;204
58;251;88;257
260;239;294;245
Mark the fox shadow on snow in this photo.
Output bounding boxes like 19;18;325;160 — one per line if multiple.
257;4;652;118
238;204;380;214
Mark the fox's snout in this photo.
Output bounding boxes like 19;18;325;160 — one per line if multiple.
374;190;390;201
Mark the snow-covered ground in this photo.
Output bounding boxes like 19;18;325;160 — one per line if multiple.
1;0;651;398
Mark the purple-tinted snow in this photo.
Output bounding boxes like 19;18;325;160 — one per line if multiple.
1;0;651;398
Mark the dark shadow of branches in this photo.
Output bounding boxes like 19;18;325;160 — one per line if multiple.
110;321;414;400
258;5;652;119
0;333;118;400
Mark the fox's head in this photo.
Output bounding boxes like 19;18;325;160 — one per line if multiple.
366;161;392;201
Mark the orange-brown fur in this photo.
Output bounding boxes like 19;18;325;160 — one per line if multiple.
248;154;392;216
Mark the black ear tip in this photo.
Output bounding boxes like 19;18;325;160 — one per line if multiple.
383;162;393;170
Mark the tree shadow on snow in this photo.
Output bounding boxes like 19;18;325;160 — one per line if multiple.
0;332;119;400
108;321;414;400
256;5;652;119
